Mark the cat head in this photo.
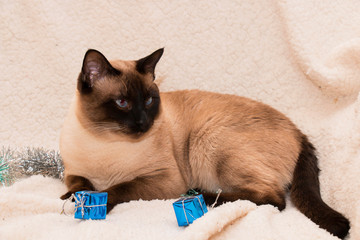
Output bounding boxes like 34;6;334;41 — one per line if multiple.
77;48;164;136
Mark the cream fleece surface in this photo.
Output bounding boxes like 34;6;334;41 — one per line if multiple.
0;176;343;240
1;1;359;239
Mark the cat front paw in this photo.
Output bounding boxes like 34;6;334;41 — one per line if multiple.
60;191;74;200
106;202;116;213
102;190;120;213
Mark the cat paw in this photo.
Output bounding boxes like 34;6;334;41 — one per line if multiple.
60;191;74;200
106;203;116;214
103;190;119;213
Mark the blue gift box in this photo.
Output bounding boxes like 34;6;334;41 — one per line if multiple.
74;191;108;220
173;194;208;226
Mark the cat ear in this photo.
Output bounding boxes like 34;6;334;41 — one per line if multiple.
79;49;113;91
136;48;164;80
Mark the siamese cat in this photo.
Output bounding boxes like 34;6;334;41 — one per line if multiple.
60;48;350;239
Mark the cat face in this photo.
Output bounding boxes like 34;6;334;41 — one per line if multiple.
77;48;164;135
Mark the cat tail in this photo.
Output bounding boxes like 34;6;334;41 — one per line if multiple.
290;135;350;239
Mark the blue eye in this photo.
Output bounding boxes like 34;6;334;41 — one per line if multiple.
145;97;153;106
115;99;128;108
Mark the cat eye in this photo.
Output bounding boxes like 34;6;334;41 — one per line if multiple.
115;99;129;108
145;97;153;106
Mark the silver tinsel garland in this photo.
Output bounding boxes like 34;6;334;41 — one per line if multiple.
0;147;64;186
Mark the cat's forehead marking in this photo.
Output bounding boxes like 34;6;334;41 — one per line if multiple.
110;60;153;86
92;60;134;98
92;59;153;99
93;77;122;98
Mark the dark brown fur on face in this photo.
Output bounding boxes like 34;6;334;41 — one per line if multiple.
76;49;162;136
60;49;350;239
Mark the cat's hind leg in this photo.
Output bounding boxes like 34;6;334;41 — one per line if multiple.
201;188;286;210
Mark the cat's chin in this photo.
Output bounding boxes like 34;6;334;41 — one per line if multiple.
132;127;151;135
125;125;153;136
122;129;151;139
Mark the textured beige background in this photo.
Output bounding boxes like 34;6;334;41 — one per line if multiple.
1;1;359;150
1;1;360;239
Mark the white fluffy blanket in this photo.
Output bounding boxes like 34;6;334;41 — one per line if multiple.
0;176;345;240
1;1;360;239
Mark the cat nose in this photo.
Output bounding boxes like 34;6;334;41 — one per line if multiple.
136;119;148;131
135;111;148;131
136;119;144;126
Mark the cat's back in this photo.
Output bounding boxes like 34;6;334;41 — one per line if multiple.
160;89;297;133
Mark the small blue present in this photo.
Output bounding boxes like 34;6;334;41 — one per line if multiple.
173;194;208;226
74;191;108;220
